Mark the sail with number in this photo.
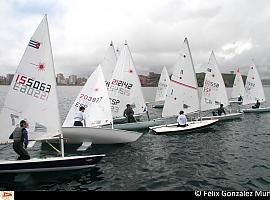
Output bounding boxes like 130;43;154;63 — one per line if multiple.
108;41;146;118
155;66;170;102
243;62;266;105
200;51;229;111
162;38;199;117
63;65;113;127
0;15;61;143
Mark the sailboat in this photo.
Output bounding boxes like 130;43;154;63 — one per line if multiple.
107;41;146;123
104;41;166;130
62;65;142;145
0;15;104;173
229;68;245;104
242;62;270;113
100;41;117;88
149;38;218;134
200;51;243;121
152;66;170;108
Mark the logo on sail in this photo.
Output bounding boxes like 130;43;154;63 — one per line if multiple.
0;191;14;200
28;40;41;49
30;62;46;71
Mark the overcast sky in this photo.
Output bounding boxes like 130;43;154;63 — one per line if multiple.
1;0;270;78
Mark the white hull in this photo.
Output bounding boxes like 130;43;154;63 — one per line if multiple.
149;119;219;134
103;118;166;131
0;155;104;173
201;112;243;121
62;127;142;144
242;107;270;113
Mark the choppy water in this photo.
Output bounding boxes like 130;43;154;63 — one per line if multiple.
1;85;270;191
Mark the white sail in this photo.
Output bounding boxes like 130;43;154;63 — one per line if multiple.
100;41;117;88
243;62;266;105
155;66;170;102
63;65;113;127
0;15;61;143
230;68;245;99
200;51;229;111
108;41;146;118
162;38;199;117
116;48;121;59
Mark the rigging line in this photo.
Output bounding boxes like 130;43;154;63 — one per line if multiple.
46;141;61;154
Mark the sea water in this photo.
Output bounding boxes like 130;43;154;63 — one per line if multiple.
0;86;270;191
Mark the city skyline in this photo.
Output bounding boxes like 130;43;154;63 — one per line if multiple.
1;1;270;78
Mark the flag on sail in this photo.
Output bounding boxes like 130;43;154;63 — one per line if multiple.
28;40;41;49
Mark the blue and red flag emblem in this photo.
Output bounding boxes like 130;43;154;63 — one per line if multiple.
28;40;41;49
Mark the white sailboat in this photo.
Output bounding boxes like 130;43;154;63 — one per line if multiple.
0;15;104;173
100;41;117;88
200;51;243;121
101;41;167;130
108;41;146;123
229;68;245;104
153;66;170;108
62;65;142;145
242;62;270;113
150;38;218;134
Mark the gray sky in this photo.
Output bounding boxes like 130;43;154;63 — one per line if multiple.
1;0;270;78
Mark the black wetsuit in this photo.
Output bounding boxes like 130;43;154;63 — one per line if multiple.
123;107;136;123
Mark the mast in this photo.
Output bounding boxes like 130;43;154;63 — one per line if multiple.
46;15;64;157
185;38;201;120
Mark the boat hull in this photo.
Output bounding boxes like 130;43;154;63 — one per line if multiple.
229;100;243;105
201;112;243;121
152;104;164;108
0;154;104;173
242;107;270;113
149;119;219;134
62;127;142;144
103;119;166;131
113;114;143;124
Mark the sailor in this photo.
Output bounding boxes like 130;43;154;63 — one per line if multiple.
123;104;136;123
213;104;226;116
252;100;260;109
9;120;30;160
74;106;86;126
238;95;243;102
177;110;188;127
